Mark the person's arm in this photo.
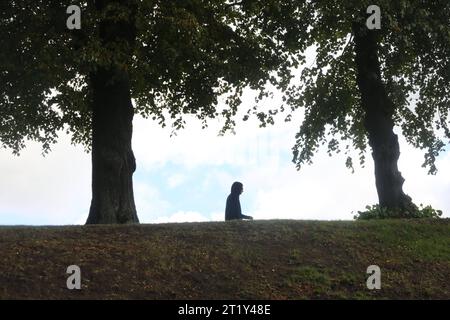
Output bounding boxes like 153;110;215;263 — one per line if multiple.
237;201;253;220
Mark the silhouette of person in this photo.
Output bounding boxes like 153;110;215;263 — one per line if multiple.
225;181;253;221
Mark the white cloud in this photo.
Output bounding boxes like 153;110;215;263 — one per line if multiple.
0;135;91;225
239;147;378;221
133;182;171;222
200;168;235;193
167;173;187;188
132;89;298;172
398;137;450;215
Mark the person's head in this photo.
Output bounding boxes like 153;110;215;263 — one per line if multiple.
230;181;244;195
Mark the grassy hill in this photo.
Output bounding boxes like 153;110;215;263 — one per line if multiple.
0;219;449;299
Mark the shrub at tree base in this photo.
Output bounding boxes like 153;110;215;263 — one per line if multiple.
354;204;443;220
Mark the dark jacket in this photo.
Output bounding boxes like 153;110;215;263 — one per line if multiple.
225;193;242;221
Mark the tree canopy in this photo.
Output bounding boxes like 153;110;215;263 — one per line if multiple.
0;0;307;153
278;0;450;174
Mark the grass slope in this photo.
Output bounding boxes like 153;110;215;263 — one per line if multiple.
0;219;449;299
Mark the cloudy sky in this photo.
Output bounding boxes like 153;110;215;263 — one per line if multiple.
1;86;449;225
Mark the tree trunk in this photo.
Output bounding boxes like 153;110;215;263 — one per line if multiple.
352;23;416;216
86;0;139;224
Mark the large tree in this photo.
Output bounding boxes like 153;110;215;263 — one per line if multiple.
243;0;449;216
0;0;304;224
